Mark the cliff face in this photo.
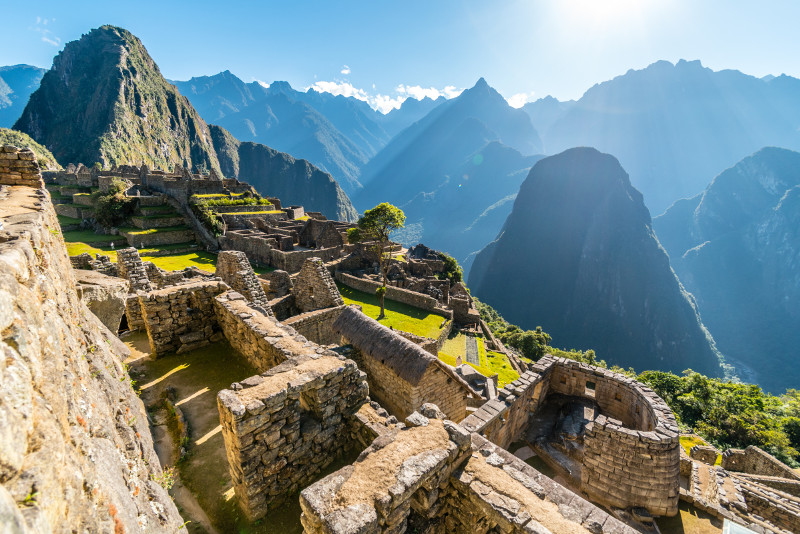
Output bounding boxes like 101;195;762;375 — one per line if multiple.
469;147;722;375
0;152;184;532
654;147;800;391
210;124;358;222
14;25;220;173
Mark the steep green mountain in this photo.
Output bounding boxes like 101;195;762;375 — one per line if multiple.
654;147;800;392
14;25;220;172
0;128;61;170
209;125;358;222
355;78;543;269
539;60;800;215
0;64;46;127
469;147;722;376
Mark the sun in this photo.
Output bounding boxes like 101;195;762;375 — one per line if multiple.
555;0;656;31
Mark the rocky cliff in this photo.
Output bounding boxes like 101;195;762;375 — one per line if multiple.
14;26;220;173
654;147;800;391
0;148;185;532
469;147;722;375
209;125;358;222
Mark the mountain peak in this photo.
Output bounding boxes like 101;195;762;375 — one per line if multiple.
473;77;489;89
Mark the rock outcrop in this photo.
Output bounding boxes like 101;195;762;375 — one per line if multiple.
470;147;722;375
74;269;130;333
0;147;185;532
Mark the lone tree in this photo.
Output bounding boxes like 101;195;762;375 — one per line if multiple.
347;202;405;319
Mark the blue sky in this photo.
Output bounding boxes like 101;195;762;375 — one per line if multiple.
2;1;799;112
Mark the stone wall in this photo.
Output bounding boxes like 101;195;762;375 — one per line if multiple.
284;306;347;346
271;246;344;273
690;444;720;465
299;410;635;534
722;446;800;481
332;307;476;422
461;355;680;517
215;250;272;313
0;177;184;532
139;280;228;355
0;145;42;187
217;354;368;520
214;291;333;372
293;257;344;312
335;271;438;310
117;247;154;292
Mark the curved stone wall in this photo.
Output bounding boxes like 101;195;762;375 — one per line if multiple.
547;359;680;516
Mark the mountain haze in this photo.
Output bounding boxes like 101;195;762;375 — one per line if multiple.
654;147;800;392
0;64;46;127
470;147;722;376
355;78;543;268
209;125;358;222
539;60;800;214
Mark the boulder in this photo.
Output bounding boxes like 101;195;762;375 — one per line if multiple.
73;269;130;333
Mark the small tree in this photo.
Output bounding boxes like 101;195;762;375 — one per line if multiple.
347;203;405;319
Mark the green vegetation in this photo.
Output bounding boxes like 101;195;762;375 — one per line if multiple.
0;128;61;170
337;283;443;339
62;230;120;244
203;197;272;207
57;214;82;226
91;178;137;227
214;210;283;215
477;297;800;466
679;435;721;465
437;252;463;284
476;298;552;361
141;251;217;272
190;202;225;236
438;332;520;387
192;193;246;198
119;225;190;236
347;202;406;319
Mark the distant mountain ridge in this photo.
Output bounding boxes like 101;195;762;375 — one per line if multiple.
470;147;722;376
0;65;46;128
13;25;357;221
527;60;800;214
174;72;445;194
654;147;800;392
354;78;543;272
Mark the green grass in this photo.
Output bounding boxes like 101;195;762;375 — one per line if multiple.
191;193;245;198
119;225;190;235
62;230;120;244
438;332;519;388
136;213;181;219
66;242;119;260
486;349;520;387
216;210;283;215
337;283;445;339
57;214;82;226
680;435;721;465
141;251;217;271
72;192;91;198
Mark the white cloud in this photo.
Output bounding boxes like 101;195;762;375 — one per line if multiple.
340;65;351;75
31;17;60;47
307;80;464;114
507;91;536;108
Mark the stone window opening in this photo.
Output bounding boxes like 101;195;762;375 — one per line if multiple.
614;392;622;401
560;376;567;385
585;381;596;398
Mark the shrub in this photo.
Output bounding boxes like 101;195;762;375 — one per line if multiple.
91;178;137;227
437;252;463;284
190;202;225;236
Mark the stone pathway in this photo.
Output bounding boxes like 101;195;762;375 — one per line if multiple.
465;336;480;365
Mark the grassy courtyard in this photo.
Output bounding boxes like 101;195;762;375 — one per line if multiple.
337;283;446;339
438;332;520;387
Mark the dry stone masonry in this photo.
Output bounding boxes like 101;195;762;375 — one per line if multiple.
0;158;184;532
293;257;344;313
332;306;479;422
217;354;369;520
139;280;228;355
0;145;43;187
215;250;273;314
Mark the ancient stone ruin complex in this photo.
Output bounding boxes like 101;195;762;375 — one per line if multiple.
3;145;800;534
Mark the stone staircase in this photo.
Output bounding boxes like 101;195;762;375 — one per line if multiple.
685;460;800;533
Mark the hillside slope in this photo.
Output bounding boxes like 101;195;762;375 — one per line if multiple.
209;125;358;222
654;147;800;391
470;147;722;375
